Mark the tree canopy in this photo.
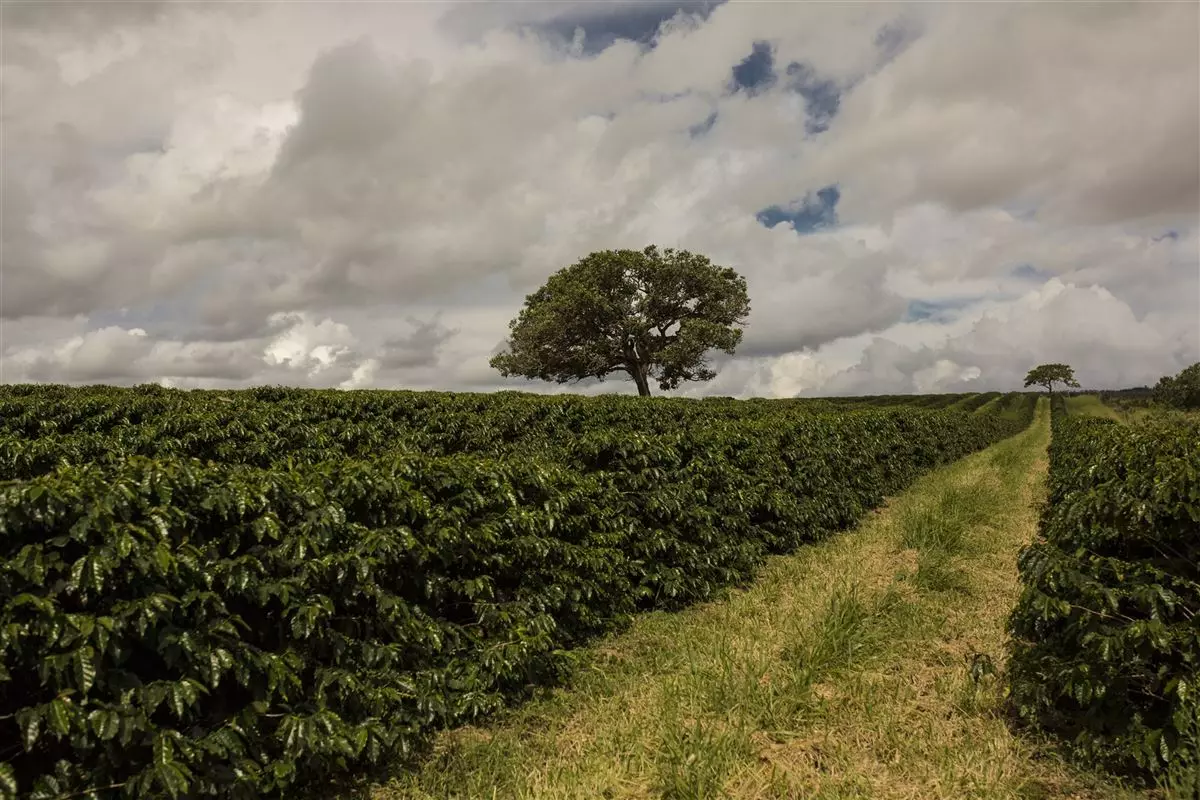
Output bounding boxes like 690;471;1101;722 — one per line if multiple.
1023;363;1080;395
1152;362;1200;410
490;246;751;396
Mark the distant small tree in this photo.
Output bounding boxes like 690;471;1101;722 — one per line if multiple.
1023;363;1080;396
490;245;751;397
1153;362;1200;410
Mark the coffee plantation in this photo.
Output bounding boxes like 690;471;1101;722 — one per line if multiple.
0;387;1037;799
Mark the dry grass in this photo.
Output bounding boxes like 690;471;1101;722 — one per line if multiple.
365;400;1143;800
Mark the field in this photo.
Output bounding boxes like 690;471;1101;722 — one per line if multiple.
0;386;1195;799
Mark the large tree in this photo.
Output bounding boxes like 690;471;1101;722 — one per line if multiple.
490;246;751;396
1152;362;1200;410
1023;363;1080;396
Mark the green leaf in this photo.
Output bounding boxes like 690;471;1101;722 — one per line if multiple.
89;708;121;741
73;646;96;694
169;683;189;720
16;709;40;751
0;761;17;799
152;762;190;798
47;699;70;736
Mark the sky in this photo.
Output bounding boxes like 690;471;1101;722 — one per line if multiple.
2;0;1198;397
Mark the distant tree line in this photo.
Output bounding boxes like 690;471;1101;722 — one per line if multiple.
1024;362;1200;411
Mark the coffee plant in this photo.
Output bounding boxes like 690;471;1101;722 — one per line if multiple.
1008;397;1200;784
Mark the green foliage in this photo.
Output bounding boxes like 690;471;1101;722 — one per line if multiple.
1023;363;1080;395
1007;400;1200;783
489;246;751;396
0;454;620;798
1164;705;1200;798
0;386;1034;798
1153;363;1200;410
0;387;1034;482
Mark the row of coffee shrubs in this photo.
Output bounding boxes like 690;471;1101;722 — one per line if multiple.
1;388;1034;799
1008;395;1199;793
0;386;1027;480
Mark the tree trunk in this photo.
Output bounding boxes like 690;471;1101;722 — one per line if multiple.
631;364;652;397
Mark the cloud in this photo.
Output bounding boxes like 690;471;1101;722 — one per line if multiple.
816;279;1197;396
0;1;171;34
378;317;457;370
5;324;262;385
2;1;1196;395
797;3;1200;227
262;312;356;376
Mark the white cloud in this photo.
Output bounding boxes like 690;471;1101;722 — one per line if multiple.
341;358;380;390
912;360;981;394
262;312;356;376
819;279;1195;395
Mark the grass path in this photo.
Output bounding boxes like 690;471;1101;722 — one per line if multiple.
368;401;1138;800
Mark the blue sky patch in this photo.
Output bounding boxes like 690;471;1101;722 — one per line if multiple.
873;18;922;66
730;41;776;95
903;296;981;323
1003;202;1041;222
639;89;693;104
533;1;725;56
1011;263;1051;281
784;62;840;134
756;185;840;234
688;110;718;138
87;299;192;339
85;269;235;340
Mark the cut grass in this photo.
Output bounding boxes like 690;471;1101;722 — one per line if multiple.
784;583;908;684
363;400;1143;800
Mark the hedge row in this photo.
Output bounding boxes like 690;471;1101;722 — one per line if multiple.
0;385;994;447
1007;399;1200;786
1;388;842;480
0;386;826;441
0;387;1028;480
814;391;976;409
1;401;1033;799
